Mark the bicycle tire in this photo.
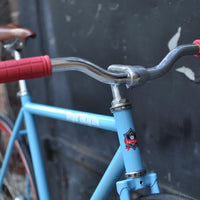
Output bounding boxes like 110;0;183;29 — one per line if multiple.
0;113;38;199
137;193;194;200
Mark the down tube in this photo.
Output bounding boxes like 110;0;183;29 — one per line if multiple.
91;147;124;200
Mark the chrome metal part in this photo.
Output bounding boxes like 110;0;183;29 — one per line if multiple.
3;39;24;53
111;85;123;102
13;50;21;60
108;64;149;88
125;169;146;179
13;51;28;96
147;44;199;80
17;80;28;96
51;44;199;88
110;85;131;112
51;57;129;85
110;104;131;112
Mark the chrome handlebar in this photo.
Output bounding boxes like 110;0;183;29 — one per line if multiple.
51;57;130;85
51;44;199;88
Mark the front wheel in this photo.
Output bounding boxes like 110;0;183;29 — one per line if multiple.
0;114;38;199
137;193;195;200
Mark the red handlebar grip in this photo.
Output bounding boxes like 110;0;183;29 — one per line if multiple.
0;55;52;83
193;40;200;57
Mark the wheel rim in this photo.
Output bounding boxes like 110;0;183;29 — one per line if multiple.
0;120;37;200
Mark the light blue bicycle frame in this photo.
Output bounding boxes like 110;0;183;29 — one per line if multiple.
0;91;160;200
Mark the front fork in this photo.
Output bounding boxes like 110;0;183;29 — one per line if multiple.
111;85;160;199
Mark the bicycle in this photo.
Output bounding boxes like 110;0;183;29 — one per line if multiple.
0;24;199;200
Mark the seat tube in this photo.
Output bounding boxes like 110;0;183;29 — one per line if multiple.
111;85;145;176
20;94;51;200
